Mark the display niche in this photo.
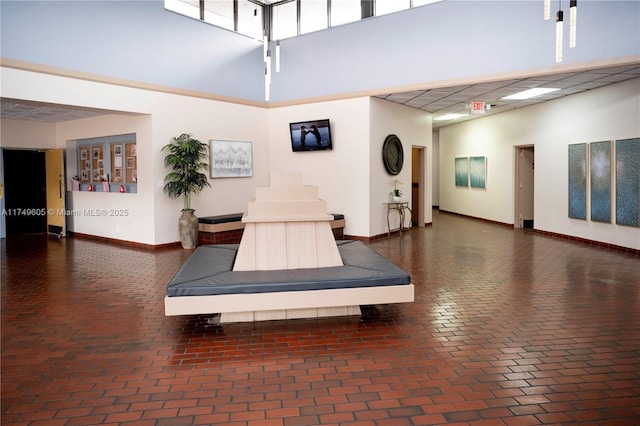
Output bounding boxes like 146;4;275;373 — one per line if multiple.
75;134;137;193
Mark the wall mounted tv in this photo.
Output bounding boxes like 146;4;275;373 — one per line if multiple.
290;119;333;152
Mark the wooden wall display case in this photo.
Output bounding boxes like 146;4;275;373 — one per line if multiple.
79;147;91;182
125;143;137;183
75;134;137;193
92;146;104;182
110;144;124;183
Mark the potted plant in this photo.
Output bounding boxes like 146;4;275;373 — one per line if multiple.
390;179;403;202
162;133;211;249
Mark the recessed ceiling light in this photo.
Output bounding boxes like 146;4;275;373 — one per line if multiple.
434;113;468;121
501;87;560;100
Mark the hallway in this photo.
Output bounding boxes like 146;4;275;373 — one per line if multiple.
2;211;639;425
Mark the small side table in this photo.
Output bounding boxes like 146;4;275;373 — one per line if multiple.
384;202;412;237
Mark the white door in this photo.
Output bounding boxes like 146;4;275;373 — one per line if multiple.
515;146;535;228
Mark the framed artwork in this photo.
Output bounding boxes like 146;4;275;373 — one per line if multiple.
114;168;122;180
127;157;134;168
454;157;468;187
590;141;611;223
469;156;486;188
132;170;137;182
114;145;123;156
210;140;252;178
130;144;137;156
615;138;639;227
568;143;587;220
80;149;88;160
92;147;100;159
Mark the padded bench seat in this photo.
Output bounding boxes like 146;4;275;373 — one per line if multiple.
197;213;345;245
164;240;414;321
198;212;245;225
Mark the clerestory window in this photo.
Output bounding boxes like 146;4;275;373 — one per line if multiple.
165;0;443;41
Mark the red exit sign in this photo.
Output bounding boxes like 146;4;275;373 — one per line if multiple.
470;101;486;114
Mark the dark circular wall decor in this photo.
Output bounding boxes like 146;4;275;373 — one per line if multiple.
382;134;404;175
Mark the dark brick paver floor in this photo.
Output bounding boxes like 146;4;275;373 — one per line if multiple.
2;210;639;425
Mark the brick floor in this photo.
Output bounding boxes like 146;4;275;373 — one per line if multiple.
2;210;639;425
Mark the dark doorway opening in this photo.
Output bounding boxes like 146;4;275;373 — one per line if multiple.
3;149;47;236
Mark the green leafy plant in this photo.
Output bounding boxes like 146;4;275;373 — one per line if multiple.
162;133;211;210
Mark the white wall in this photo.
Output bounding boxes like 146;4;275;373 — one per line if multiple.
57;114;155;243
439;77;640;250
268;97;433;238
432;131;440;207
3;75;636;246
439;119;515;224
1;67;270;245
148;93;269;245
268;97;371;237
370;98;432;235
2;68;434;242
1;119;58;149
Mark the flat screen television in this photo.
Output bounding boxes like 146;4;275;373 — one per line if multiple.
290;119;333;152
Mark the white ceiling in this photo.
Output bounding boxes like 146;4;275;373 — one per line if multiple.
1;63;638;127
0;98;130;123
377;63;640;129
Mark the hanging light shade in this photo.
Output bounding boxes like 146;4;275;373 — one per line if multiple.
569;0;577;47
265;66;270;101
265;50;271;101
266;50;271;84
544;0;551;19
263;33;268;61
556;9;564;62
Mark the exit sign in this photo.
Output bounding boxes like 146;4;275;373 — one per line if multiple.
470;101;486;114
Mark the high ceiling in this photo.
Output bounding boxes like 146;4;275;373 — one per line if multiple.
1;63;638;127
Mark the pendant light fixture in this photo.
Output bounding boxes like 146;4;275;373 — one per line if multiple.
569;0;577;48
265;49;271;101
547;0;579;63
263;32;268;61
544;0;551;20
556;4;564;62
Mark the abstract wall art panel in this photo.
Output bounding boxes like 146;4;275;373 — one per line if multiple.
568;143;587;220
590;141;612;223
455;157;468;187
615;138;640;227
469;156;486;188
210;140;253;178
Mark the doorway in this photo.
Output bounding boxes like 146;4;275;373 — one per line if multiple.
411;146;425;227
2;149;47;236
515;146;535;229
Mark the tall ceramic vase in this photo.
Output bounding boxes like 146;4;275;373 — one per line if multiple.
179;209;198;249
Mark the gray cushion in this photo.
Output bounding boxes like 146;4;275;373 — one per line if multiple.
166;240;410;297
198;213;344;224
